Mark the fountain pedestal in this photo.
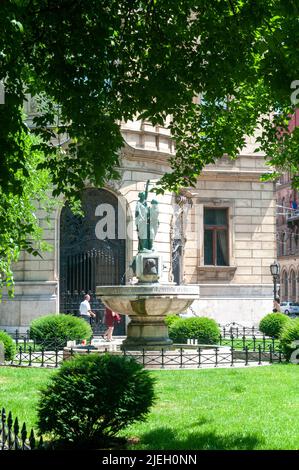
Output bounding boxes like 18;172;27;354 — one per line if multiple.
97;187;200;349
96;284;200;349
124;317;172;348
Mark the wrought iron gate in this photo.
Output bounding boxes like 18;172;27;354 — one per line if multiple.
59;188;126;335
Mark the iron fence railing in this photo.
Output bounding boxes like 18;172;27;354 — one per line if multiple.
5;343;284;369
0;407;43;450
5;325;269;347
3;326;275;351
122;345;283;368
0;325;285;369
219;323;265;338
218;335;280;351
10;346;64;368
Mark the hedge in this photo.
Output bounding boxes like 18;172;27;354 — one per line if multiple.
169;316;220;344
30;314;92;347
37;354;156;448
259;313;290;339
0;331;16;361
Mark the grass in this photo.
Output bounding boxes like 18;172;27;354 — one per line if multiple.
0;367;53;429
0;364;299;449
121;364;299;450
219;338;280;351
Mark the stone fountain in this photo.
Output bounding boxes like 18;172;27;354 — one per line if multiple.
96;182;200;349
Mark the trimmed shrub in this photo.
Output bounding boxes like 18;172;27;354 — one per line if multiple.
164;314;180;328
30;314;92;347
280;318;299;360
0;331;16;361
37;354;156;447
259;313;290;339
169;316;220;344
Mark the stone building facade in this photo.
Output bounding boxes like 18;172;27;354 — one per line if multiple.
0;115;276;332
276;172;299;301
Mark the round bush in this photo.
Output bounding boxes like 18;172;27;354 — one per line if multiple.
169;317;220;344
0;331;16;361
259;313;290;338
164;314;180;328
280;318;299;360
37;354;156;447
30;314;92;347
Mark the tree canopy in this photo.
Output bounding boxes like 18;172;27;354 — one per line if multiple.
0;0;299;287
0;133;56;296
1;0;299;195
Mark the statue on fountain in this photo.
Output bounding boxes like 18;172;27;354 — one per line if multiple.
96;179;200;349
135;180;160;252
133;181;161;282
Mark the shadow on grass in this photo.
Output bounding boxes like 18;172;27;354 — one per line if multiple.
128;427;263;450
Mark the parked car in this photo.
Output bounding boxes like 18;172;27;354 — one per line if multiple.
280;301;299;316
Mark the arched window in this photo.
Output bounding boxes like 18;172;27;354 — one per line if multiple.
282;197;286;221
290;232;294;254
281;270;288;301
281;232;286;256
290;270;296;301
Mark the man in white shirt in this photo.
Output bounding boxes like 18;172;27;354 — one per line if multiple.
79;294;96;324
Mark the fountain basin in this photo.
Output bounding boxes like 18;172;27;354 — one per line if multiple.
96;284;200;349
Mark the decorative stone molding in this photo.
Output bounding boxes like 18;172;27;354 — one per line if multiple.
197;265;237;281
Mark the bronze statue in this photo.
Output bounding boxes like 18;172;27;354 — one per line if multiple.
135;181;159;251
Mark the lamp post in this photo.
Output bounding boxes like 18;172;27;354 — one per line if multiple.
270;261;281;302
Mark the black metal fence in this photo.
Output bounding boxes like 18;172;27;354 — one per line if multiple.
121;345;284;369
0;325;285;369
12;346;64;368
4;343;284;369
3;328;278;352
4;329;69;353
0;407;43;450
5;324;268;346
219;323;265;338
218;334;280;351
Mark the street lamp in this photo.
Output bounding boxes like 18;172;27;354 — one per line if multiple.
270;261;281;302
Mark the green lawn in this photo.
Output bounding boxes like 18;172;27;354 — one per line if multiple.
219;338;280;351
121;364;299;450
0;367;53;429
0;364;299;450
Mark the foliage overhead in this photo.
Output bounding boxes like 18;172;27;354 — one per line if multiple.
1;0;299;199
0;133;56;296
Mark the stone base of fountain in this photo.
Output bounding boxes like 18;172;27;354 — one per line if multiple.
122;317;173;349
96;283;200;350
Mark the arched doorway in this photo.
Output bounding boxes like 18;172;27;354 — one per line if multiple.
59;188;126;335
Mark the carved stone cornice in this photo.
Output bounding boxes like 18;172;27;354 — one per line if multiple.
120;142;172;167
197;265;237;281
